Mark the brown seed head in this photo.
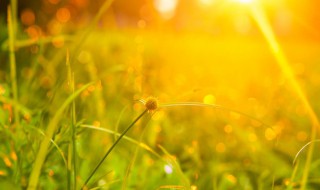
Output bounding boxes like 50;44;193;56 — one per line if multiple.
144;97;158;111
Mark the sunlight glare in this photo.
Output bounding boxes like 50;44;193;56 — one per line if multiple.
154;0;178;19
250;4;320;188
237;0;253;4
199;0;215;6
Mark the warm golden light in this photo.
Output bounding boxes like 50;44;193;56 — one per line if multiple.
154;0;178;19
198;0;215;6
237;0;253;4
4;1;320;190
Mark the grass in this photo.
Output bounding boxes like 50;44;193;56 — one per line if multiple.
1;1;320;190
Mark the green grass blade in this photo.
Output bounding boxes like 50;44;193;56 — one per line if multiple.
79;125;162;160
27;82;93;190
160;102;270;128
7;6;20;127
158;145;190;189
121;113;154;190
27;126;68;168
293;140;320;166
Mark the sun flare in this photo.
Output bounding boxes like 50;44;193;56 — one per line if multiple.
237;0;253;4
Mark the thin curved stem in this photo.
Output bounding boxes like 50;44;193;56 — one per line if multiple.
81;109;148;189
293;139;320;166
160;102;270;128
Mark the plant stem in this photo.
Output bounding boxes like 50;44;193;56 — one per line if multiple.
71;74;77;190
27;83;91;190
70;0;115;64
9;0;18;38
8;5;21;184
300;126;317;190
81;109;148;189
7;6;20;127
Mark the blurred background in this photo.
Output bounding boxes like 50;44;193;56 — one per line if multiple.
1;0;320;189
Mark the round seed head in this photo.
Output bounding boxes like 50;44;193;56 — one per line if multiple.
144;97;158;111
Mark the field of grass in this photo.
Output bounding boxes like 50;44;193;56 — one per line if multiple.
1;0;320;189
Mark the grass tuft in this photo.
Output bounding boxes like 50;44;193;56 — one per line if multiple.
27;83;92;190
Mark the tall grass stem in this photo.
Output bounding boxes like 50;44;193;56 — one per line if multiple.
81;109;148;189
27;83;92;190
7;6;20;127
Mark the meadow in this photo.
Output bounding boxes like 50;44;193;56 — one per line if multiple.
1;0;320;189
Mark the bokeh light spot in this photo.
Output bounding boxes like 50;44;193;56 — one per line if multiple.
52;36;65;48
216;142;226;153
47;20;62;35
224;124;233;134
25;25;42;39
226;174;237;184
56;7;71;23
48;169;54;177
154;0;178;19
296;131;308;142
0;170;7;176
203;94;216;104
248;133;257;142
0;85;6;95
21;9;35;26
137;19;147;29
265;128;276;141
3;157;12;167
191;185;198;190
164;164;173;174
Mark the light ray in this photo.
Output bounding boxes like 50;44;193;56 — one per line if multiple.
249;3;319;190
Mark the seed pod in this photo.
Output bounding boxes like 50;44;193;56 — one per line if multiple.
144;97;158;111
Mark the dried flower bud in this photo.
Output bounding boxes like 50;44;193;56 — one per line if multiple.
144;97;158;111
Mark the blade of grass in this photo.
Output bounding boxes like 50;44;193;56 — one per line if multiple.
9;0;17;35
287;160;300;190
81;109;148;189
292;140;320;166
71;73;77;190
1;35;73;51
121;112;154;190
79;125;162;160
158;145;190;189
249;4;319;189
27;126;68;168
88;179;121;190
27;82;92;190
159;102;270;128
114;106;129;142
70;0;115;64
66;49;77;190
7;5;21;184
7;6;20;127
66;50;72;190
